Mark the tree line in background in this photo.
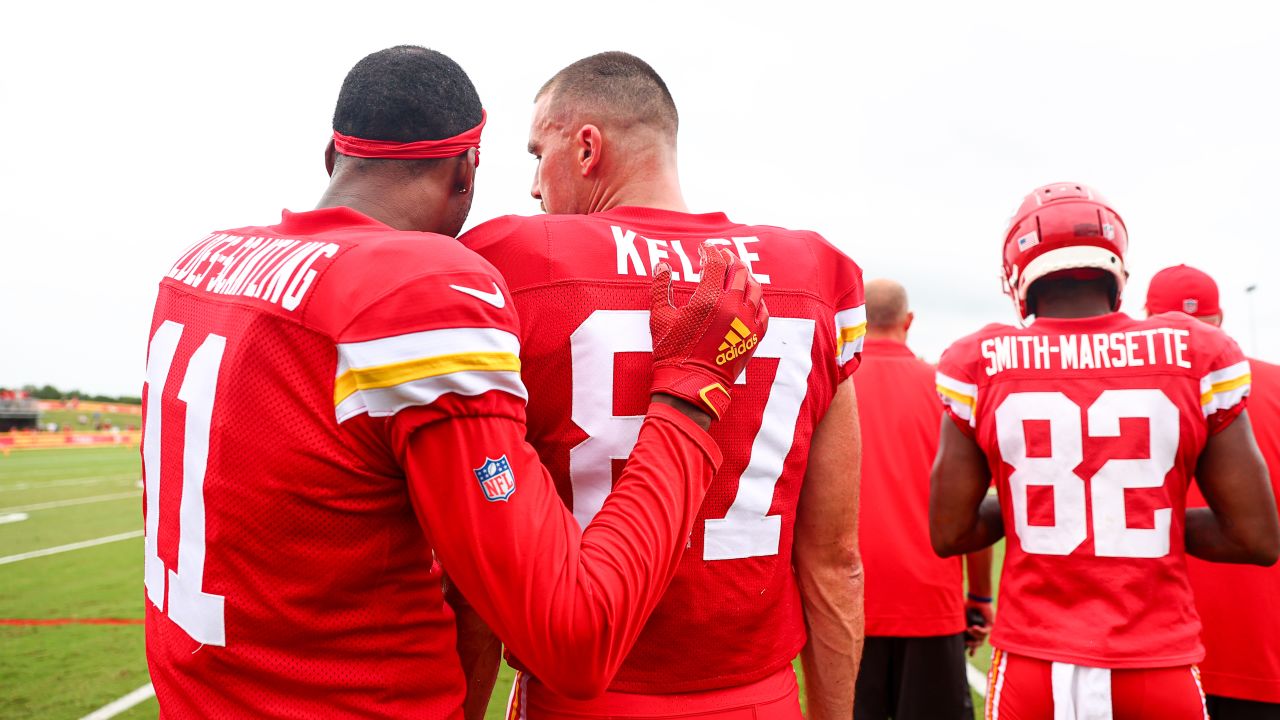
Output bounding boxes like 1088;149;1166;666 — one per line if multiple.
1;385;141;405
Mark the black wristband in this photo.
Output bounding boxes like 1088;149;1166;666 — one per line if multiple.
967;593;994;603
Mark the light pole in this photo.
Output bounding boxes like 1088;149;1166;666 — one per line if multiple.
1245;284;1258;356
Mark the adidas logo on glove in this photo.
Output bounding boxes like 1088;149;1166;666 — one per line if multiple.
715;318;759;366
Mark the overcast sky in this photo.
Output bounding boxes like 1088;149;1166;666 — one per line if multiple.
2;1;1277;396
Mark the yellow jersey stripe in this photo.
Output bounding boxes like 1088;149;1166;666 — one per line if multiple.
836;322;868;354
334;351;521;406
936;383;976;410
1200;373;1252;406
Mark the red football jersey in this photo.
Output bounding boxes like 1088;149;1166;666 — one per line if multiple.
854;339;964;637
1186;357;1280;702
936;311;1250;668
461;206;865;692
143;207;721;718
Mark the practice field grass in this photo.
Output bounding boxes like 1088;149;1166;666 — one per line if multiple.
0;446;997;719
36;409;142;431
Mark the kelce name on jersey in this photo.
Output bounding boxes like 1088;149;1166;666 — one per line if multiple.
981;327;1192;377
165;233;340;312
611;225;773;284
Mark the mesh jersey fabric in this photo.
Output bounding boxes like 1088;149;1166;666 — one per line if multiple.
461;206;865;693
1186;357;1280;702
144;208;508;719
936;311;1250;668
143;207;723;718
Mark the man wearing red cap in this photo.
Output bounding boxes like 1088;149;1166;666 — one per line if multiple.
141;46;769;719
462;51;864;720
930;183;1279;718
1148;264;1280;720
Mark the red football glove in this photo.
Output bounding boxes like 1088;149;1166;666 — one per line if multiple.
649;244;769;420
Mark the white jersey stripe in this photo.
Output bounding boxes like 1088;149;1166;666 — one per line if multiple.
1202;383;1251;418
1201;360;1251;388
336;327;520;374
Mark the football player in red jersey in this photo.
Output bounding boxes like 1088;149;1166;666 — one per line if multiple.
141;46;769;720
1146;265;1280;720
460;52;864;720
929;182;1279;719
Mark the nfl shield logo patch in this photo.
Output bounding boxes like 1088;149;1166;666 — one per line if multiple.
474;456;517;502
1183;298;1199;314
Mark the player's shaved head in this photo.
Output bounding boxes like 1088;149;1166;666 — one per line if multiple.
332;45;482;165
536;52;678;140
866;279;910;330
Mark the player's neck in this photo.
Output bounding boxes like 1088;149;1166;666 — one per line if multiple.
1034;294;1115;319
590;165;688;214
865;327;908;343
316;180;448;234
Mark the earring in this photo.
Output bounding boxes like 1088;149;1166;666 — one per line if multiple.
458;187;469;194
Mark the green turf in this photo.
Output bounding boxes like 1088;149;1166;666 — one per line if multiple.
0;445;1005;719
0;447;148;718
36;409;143;432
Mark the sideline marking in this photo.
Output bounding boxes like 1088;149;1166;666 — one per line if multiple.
0;491;141;514
0;474;138;493
79;683;155;720
0;512;28;525
0;618;143;625
0;530;143;566
968;661;989;698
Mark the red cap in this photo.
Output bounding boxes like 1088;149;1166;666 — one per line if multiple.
1146;264;1220;317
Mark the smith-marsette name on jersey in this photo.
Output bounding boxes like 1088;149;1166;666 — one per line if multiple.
611;226;773;284
166;233;339;312
982;328;1192;377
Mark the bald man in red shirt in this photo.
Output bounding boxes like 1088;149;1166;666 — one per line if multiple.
852;279;993;720
1148;264;1280;720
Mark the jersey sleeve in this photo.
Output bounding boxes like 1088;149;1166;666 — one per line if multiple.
936;336;981;436
830;247;867;381
400;401;721;699
1198;329;1252;435
330;263;527;433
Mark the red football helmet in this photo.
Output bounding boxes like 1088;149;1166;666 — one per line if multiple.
1002;182;1129;319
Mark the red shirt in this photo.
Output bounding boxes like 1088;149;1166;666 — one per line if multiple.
855;338;963;636
936;312;1249;668
461;206;865;693
1187;357;1280;702
143;208;721;718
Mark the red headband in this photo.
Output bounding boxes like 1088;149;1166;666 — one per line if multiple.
332;110;486;164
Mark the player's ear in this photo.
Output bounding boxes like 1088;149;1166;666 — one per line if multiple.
453;148;478;195
577;125;603;176
325;139;337;177
904;311;915;334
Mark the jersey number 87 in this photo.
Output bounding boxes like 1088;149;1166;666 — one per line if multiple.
569;310;815;561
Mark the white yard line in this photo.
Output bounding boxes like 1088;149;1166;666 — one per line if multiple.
0;512;29;525
967;661;989;698
79;683;155;720
0;474;138;492
0;530;143;565
0;491;141;514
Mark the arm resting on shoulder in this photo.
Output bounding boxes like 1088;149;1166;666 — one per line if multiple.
405;400;719;699
795;377;862;720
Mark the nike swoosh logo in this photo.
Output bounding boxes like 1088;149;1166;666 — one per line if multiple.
449;282;506;309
